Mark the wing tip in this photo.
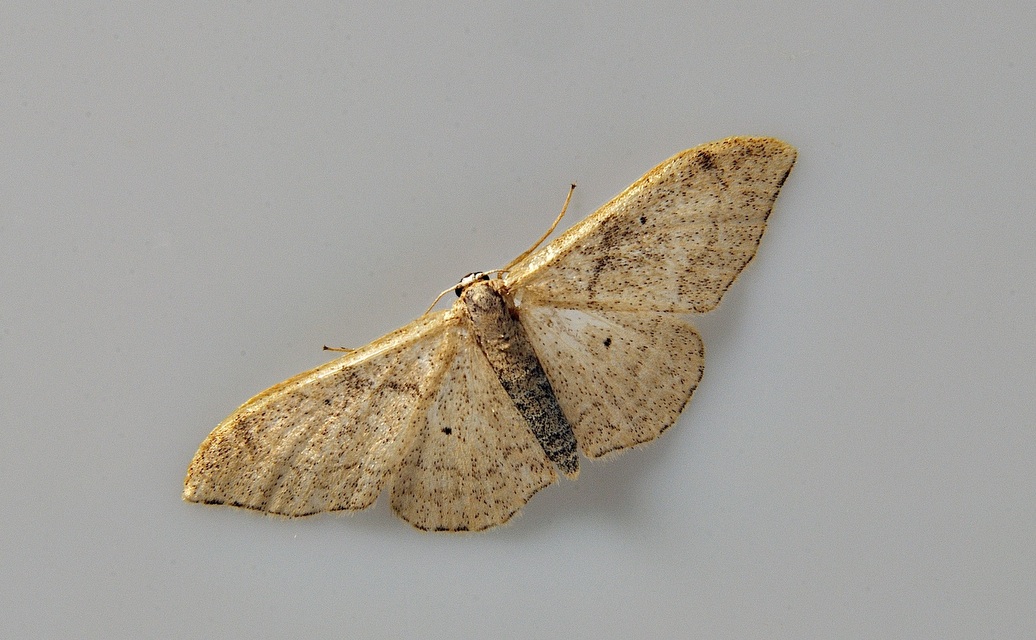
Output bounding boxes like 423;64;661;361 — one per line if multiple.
692;136;797;171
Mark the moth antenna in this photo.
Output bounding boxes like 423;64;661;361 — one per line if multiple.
424;185;575;315
426;271;503;313
423;285;457;314
502;183;576;272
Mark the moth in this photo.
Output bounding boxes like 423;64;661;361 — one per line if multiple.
184;137;797;531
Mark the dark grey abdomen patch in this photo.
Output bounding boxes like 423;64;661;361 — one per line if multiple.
461;281;580;477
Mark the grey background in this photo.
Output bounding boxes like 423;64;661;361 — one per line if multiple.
3;3;1034;638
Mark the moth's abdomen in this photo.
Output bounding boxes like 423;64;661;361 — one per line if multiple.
461;280;579;478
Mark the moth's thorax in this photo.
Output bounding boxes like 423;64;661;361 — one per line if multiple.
456;277;511;317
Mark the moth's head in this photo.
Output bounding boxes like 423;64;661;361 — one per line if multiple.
454;272;491;297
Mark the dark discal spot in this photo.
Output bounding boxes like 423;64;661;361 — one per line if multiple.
603;337;612;347
323;398;331;405
441;426;452;435
639;216;647;225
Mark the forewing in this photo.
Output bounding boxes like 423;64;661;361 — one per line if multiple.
518;305;704;458
183;311;454;516
391;317;558;531
506;137;796;313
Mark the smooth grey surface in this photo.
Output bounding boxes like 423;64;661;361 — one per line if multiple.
2;3;1034;638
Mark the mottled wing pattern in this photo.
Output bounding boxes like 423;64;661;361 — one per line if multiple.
391;319;558;531
183;311;453;516
518;306;704;458
507;137;794;459
506;137;797;313
185;306;558;530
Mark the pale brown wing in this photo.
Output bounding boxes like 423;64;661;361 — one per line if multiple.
390;317;558;532
183;311;454;516
185;303;558;530
505;137;796;313
517;305;704;458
